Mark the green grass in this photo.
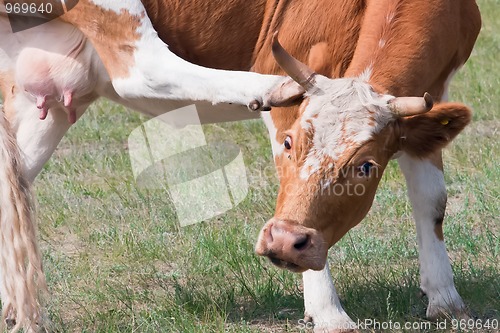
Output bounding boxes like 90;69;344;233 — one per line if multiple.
32;1;498;332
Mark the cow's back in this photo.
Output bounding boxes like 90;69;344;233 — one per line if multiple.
144;0;365;76
147;0;479;93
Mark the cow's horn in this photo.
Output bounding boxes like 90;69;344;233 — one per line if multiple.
388;92;434;117
272;32;317;91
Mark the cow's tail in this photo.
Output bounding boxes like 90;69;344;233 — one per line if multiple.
0;107;46;332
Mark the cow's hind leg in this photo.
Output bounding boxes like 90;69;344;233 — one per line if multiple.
398;151;466;319
60;1;285;111
303;262;356;332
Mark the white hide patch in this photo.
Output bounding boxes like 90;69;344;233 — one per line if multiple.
89;0;146;16
300;154;321;180
109;5;284;109
261;112;284;157
299;76;394;180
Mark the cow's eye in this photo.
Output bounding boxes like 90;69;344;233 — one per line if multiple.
359;162;374;176
284;136;292;150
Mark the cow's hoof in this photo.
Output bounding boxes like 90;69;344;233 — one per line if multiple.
248;99;271;111
427;302;471;321
425;286;469;321
304;314;358;333
303;315;313;323
307;317;359;333
426;293;469;320
5;318;16;329
314;328;359;333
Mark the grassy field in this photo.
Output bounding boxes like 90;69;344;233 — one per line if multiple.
31;1;498;332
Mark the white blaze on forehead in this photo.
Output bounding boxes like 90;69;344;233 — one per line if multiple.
300;154;321;180
300;76;394;180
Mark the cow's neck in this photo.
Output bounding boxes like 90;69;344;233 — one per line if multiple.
344;0;471;99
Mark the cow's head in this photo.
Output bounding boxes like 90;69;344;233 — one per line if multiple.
255;35;472;272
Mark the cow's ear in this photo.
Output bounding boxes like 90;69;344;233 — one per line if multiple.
399;103;472;158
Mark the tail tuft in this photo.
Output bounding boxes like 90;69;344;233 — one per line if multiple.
0;107;47;332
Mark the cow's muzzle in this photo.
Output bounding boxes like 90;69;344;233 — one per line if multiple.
255;218;327;272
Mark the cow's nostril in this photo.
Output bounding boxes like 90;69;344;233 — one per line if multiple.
293;234;310;250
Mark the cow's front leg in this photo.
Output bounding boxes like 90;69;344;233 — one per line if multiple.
398;151;467;319
60;1;289;112
303;262;357;333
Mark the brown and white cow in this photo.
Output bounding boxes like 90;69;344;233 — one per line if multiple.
0;0;481;331
254;1;481;330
